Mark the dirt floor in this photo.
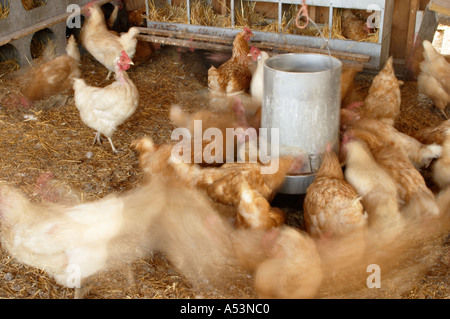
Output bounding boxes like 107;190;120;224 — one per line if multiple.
0;44;449;299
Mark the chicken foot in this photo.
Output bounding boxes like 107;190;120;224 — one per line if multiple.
93;132;118;153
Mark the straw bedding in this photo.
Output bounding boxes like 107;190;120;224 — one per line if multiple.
0;42;448;299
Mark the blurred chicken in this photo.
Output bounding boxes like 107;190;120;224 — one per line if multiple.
303;144;368;249
208;28;254;94
0;183;127;298
342;137;404;244
417;40;450;119
81;2;139;80
128;7;146;27
341;9;371;41
20;35;80;108
247;46;270;106
432;128;450;189
346;118;442;169
353;56;402;125
231;226;322;299
169;100;251;165
73;50;139;153
34;172;82;205
344;125;440;220
340;62;364;108
235;178;286;229
412;119;450;145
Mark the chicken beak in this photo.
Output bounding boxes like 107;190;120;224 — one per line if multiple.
129;61;135;65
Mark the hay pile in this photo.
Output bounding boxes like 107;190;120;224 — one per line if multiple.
0;43;448;299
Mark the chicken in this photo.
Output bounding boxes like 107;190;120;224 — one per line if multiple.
340;62;364;108
0;170;237;297
344;125;440;220
169;100;251;165
20;35;80;107
342;137;404;244
417;40;450;119
303;144;368;246
235;178;286;229
247;46;270;105
128;7;146;27
346;118;442;169
0;183;127;298
208;28;254;94
412;119;450;145
341;9;371;41
81;2;139;80
231;226;322;299
132;40;154;66
73;50;139;153
432;128;450;189
353;56;402;125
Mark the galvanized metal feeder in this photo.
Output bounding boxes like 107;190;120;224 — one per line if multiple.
261;53;342;194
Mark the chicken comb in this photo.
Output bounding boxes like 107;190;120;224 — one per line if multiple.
244;27;253;35
121;50;130;60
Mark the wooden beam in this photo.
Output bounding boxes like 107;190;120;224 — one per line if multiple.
404;4;439;80
430;0;450;16
0;0;112;47
137;29;371;63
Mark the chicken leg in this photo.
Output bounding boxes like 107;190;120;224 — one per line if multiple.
93;132;118;153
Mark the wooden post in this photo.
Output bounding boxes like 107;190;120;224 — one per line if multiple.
404;4;439;80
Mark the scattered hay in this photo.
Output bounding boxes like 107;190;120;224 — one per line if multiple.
0;44;448;299
0;2;9;20
21;0;47;11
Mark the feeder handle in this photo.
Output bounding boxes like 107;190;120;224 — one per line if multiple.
295;0;309;29
295;0;334;73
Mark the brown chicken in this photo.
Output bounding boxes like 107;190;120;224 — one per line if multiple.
208;28;254;94
340;62;364;108
344;125;440;220
128;7;146;27
354;56;402;125
169;101;251;165
342;137;404;244
432;128;450;189
346;118;442;169
341;9;371;41
303;145;368;249
418;40;450;119
20;35;80;107
235;178;286;229
412;119;450;145
231;226;322;299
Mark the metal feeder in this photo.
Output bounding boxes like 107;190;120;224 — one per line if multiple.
261;53;342;194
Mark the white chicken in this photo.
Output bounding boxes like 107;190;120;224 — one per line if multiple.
0;184;126;298
247;46;270;106
73;50;139;153
81;1;139;80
